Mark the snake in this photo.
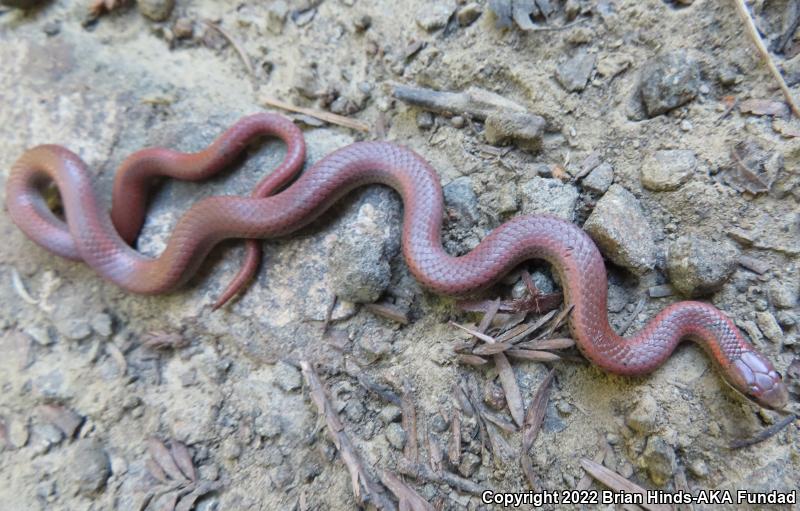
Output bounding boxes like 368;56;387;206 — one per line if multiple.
4;114;788;410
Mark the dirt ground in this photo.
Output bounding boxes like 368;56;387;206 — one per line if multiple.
0;0;798;510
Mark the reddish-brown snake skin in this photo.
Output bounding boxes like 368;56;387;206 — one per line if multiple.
5;114;788;410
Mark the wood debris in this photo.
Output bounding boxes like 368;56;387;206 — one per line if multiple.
391;84;526;121
379;471;434;511
261;96;370;132
579;458;672;511
739;98;790;117
730;413;797;449
203;21;254;76
364;302;410;325
141;331;189;350
397;458;485;496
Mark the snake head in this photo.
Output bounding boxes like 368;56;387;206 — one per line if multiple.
727;351;789;410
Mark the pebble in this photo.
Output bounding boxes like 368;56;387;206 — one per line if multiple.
329;203;395;303
666;235;739;297
626;394;658;434
597;53;632;78
555;52;596;92
8;418;29;448
26;326;54;346
456;3;482;26
353;14;372;32
344;399;366;422
378;404;402;424
450;115;465;128
415;3;454;31
137;0;174;22
639;51;701;117
483;381;506;411
443;176;480;227
641;436;676;486
55;318;92;341
484;111;546;152
173;18;194;39
42;20;61;36
273;361;301;392
30;423;63;454
90;313;113;338
641;149;697;191
266;0;289;34
584;185;657;275
519;176;579;221
689;459;708;478
582;162;614;194
459;452;481;477
254;413;283;439
67;439;111;495
416;111;434;130
768;281;798;309
430;413;449;432
385;422;406;450
755;311;783;343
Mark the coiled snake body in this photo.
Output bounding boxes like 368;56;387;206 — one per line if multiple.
5;114;788;410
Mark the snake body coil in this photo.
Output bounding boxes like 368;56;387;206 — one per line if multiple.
5;114;788;410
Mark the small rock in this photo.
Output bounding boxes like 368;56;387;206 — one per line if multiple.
582;162;614;194
344;400;366;422
483;381;506;410
519;176;579;221
666;235;739;297
769;281;798;309
273;361;302;392
639;51;702;117
456;3;482;26
355;335;392;364
26;326;54;346
430;413;449;433
755;311;783;343
292;8;316;26
30;423;63;454
173;18;194;39
458;452;481;477
90;313;113;338
329;204;394;303
416;3;454;31
450;115;465;128
444;177;480;227
8;418;29;448
689;459;708;478
137;0;174;21
641;150;697;191
641;436;676;486
67;439;111;495
416;111;434;130
597;53;633;78
626;394;658;434
353;14;371;32
555;52;596;92
378;405;402;424
385;422;406;450
55;318;92;341
255;414;283;439
266;0;289;34
42;20;61;36
584;185;657;275
484;111;546;152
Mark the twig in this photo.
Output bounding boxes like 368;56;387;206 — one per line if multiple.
522;369;556;450
379;471;434;511
732;0;800;118
364;302;409;325
261;96;370;132
401;379;419;464
618;296;647;336
203;21;254;76
300;361;396;510
397;458;485;496
730;413;797;449
581;458;672;511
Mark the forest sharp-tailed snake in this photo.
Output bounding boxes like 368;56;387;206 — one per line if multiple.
4;114;789;410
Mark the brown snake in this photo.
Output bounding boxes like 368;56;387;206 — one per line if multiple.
4;114;789;410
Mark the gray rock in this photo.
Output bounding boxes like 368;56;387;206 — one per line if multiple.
584;185;656;275
329;201;396;303
385;422;406;450
273;361;301;392
483;381;506;410
55;318;92;341
639;51;701;117
641;150;697;191
355;334;392;364
137;0;174;21
458;452;481;477
689;459;708;479
769;281;798;309
456;3;482;26
430;413;449;432
444;177;480;227
8;418;29;448
626;394;658;434
666;235;739;297
255;414;283;439
266;1;289;34
26;326;55;346
641;436;676;486
416;3;454;31
484;111;546;152
555;52;596;92
416;111;434;130
90;313;113;338
378;404;402;424
582;162;614;194
344;400;366;422
519;176;579;221
755;311;783;343
67;439;111;495
30;423;63;454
